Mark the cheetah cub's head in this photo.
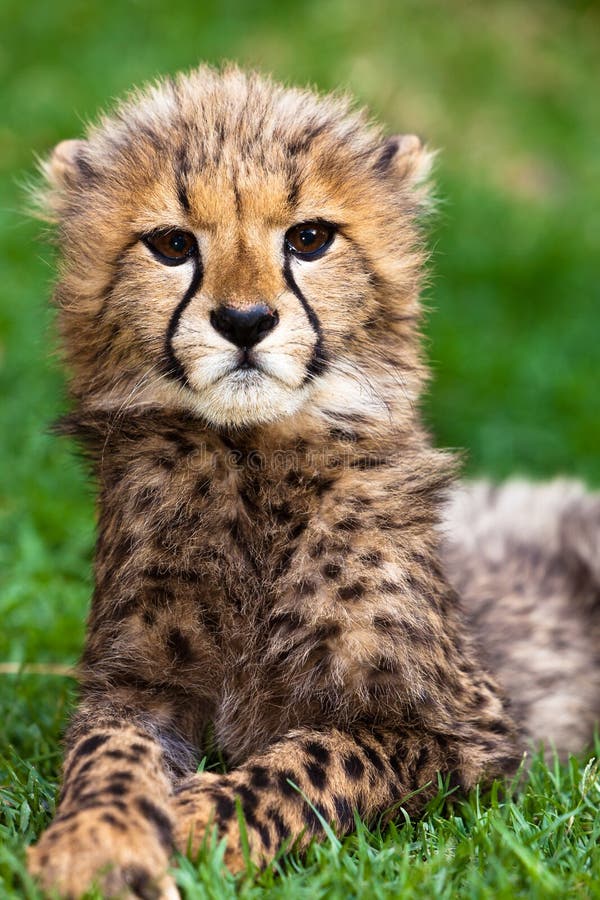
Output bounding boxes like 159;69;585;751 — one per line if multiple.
40;67;432;429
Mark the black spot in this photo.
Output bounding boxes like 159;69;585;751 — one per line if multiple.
322;562;342;579
350;496;373;511
155;454;176;471
215;793;235;822
108;593;141;621
64;755;94;786
304;741;330;765
54;809;77;824
301;802;329;834
74;756;95;776
236;784;259;827
249;765;271;789
330;427;358;443
337;582;365;602
236;783;258;812
195;602;221;640
273;502;293;523
285;122;327;156
380;580;402;593
277;769;300;798
289;520;307;540
123;865;160;900
487;718;512;736
165;627;193;664
343;753;365;780
334;516;361;531
101;812;127;831
105;780;129;797
143;566;169;582
357;739;386;773
350;456;388;470
314;622;341;641
373;615;398;632
129;742;149;755
265;805;291;842
104;748;127;761
304;761;327;791
71;733;110;763
333;794;354;830
359;550;383;566
77;797;110;811
135;797;174;849
110;769;134;782
238;487;257;514
326;410;369;426
315;477;335;496
253;819;272;850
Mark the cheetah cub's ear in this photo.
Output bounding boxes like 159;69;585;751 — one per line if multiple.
376;133;435;201
45;140;88;186
35;139;90;222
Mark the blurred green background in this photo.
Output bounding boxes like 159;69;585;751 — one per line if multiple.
0;0;599;677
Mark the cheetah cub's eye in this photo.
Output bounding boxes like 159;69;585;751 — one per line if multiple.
285;222;336;260
143;229;197;265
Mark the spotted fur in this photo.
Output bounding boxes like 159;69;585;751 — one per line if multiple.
26;66;598;898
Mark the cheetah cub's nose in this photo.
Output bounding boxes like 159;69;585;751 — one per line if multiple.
210;304;279;350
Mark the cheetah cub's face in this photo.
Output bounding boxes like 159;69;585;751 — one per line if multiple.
42;67;432;428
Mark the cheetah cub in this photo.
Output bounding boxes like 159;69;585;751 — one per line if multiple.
28;66;600;897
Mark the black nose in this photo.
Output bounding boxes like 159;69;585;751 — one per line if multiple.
210;304;279;349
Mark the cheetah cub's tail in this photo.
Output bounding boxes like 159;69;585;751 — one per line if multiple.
440;479;600;759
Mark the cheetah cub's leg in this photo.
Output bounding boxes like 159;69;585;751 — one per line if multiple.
173;727;448;871
28;701;181;900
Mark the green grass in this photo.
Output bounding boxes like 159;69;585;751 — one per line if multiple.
1;0;599;896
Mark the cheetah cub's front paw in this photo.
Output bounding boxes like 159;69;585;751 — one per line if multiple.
28;817;179;899
173;773;247;874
